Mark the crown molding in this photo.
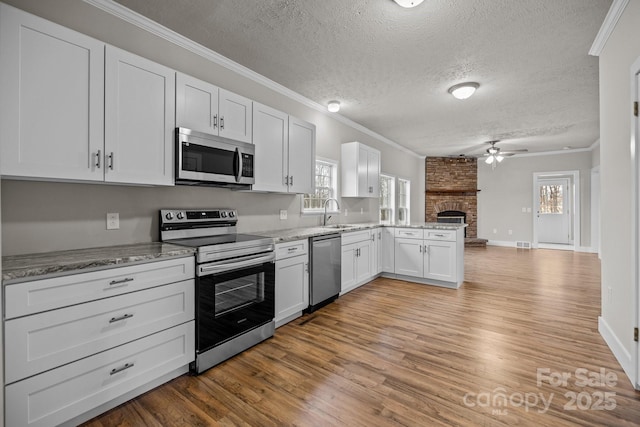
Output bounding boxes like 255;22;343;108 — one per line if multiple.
82;0;420;158
516;147;592;158
589;0;629;57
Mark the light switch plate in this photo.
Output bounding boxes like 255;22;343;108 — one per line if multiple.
279;210;288;220
107;213;120;230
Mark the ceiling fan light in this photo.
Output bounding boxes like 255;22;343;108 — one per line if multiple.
485;155;494;164
327;101;340;113
496;155;504;162
393;0;424;7
448;82;480;100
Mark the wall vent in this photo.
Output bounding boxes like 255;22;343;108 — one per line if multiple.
516;241;531;249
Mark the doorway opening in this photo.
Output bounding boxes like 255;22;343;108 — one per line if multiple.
532;171;580;251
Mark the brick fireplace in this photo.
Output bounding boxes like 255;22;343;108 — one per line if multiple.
425;157;479;240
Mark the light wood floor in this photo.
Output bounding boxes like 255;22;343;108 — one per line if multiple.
82;247;640;426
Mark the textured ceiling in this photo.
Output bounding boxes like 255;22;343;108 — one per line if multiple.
114;0;611;156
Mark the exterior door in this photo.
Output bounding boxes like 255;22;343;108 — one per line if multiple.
537;178;571;244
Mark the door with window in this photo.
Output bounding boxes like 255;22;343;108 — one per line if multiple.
537;178;571;244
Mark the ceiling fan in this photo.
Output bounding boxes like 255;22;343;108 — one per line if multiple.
483;140;528;167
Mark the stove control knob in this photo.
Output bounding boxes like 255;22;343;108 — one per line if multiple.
176;212;185;220
221;211;227;218
229;211;235;218
165;212;174;220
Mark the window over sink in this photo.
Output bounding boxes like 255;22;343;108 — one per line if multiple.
302;159;339;213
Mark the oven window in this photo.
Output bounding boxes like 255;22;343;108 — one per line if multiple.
182;142;235;175
215;273;265;316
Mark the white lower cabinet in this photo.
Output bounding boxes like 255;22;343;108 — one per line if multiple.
6;322;194;427
275;240;309;327
4;256;196;427
381;227;395;273
341;230;372;294
393;228;463;287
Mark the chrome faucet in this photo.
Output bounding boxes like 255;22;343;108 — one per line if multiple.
323;198;340;226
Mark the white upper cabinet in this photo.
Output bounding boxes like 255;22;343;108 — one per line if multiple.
105;46;175;186
341;142;381;198
252;102;315;193
0;3;105;181
288;116;316;194
176;73;252;143
252;103;289;192
176;73;218;135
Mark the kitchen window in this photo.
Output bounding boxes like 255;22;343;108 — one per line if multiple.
379;174;395;224
398;178;410;225
302;159;339;213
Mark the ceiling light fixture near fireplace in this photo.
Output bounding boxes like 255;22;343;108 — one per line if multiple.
393;0;424;8
448;82;480;100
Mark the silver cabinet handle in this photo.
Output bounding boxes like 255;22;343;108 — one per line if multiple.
419;245;422;253
95;149;101;168
213;114;218;129
109;313;134;323
220;116;224;130
290;175;294;186
284;176;289;186
109;277;134;286
305;263;309;273
108;152;114;170
434;233;446;237
287;247;298;252
110;362;134;375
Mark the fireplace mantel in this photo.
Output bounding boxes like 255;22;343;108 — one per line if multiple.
426;189;480;194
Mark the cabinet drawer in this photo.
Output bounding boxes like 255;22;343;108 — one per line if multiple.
276;239;308;260
5;256;195;319
5;321;194;427
394;228;424;239
341;230;371;245
5;280;194;384
425;229;456;241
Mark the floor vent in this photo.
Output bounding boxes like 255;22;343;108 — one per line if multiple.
516;241;532;249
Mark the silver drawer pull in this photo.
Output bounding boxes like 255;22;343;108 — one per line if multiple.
287;247;298;252
109;313;134;323
110;362;134;375
109;277;134;286
434;233;446;237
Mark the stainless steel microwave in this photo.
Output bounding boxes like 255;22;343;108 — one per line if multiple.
175;127;255;188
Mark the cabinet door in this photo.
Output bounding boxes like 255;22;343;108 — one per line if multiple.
0;4;104;181
356;241;372;283
394;238;423;277
275;254;309;325
424;240;457;282
105;46;175;185
176;72;219;135
252;102;288;192
287;116;316;194
367;148;380;197
357;145;370;196
340;244;357;293
219;89;252;143
381;228;395;273
370;231;381;276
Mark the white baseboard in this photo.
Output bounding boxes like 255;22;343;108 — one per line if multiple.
598;316;636;388
487;240;597;254
486;240;516;247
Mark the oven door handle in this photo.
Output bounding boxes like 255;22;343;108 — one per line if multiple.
198;253;275;276
234;147;242;183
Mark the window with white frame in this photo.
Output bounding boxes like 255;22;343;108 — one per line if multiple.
379;174;395;223
302;159;339;212
398;178;410;225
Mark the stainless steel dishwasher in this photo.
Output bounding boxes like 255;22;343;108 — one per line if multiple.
307;233;342;313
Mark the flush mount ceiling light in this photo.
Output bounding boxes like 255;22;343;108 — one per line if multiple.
393;0;425;7
448;82;480;100
327;101;340;113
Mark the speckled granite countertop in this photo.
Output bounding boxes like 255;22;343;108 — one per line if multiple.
257;222;466;243
2;242;195;284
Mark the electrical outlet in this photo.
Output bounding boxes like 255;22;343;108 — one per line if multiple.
106;213;119;230
360;208;364;214
279;210;288;220
345;209;348;216
508;229;513;235
493;228;497;234
607;286;612;302
527;207;532;213
522;207;526;213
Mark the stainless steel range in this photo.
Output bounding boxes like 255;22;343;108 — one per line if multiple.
160;208;275;374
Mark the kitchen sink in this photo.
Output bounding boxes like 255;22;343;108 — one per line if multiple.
323;224;359;229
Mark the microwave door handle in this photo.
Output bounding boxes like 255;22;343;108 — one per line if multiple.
234;148;241;183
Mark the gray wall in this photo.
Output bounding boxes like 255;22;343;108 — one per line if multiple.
0;0;424;256
597;0;640;378
477;150;593;248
